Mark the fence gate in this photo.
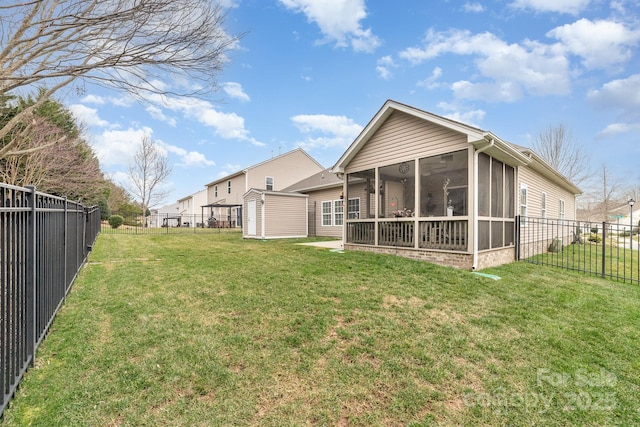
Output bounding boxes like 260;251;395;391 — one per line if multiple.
308;201;316;237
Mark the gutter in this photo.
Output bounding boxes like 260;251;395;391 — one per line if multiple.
472;137;494;271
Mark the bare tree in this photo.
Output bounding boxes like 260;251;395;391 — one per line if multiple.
127;135;172;223
0;0;240;159
533;123;590;187
578;163;621;221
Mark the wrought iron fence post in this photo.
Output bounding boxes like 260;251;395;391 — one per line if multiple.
601;221;606;279
515;216;521;260
25;186;37;367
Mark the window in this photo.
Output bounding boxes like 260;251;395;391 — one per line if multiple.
227;180;231;194
520;184;528;218
347;198;360;219
541;192;547;223
334;200;344;226
265;177;274;191
559;199;565;221
321;201;332;226
214;185;218;198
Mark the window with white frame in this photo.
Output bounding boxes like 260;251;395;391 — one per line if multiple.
227;180;231;194
334;200;344;225
541;192;547;223
520;184;528;218
265;176;274;191
347;198;360;219
321;201;332;226
559;199;565;221
214;185;218;198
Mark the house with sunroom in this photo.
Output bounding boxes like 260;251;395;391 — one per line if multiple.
331;100;581;270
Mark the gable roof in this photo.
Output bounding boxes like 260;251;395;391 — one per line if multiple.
282;168;342;193
332;99;581;195
205;148;323;188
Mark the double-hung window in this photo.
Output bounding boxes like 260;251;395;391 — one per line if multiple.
347;198;360;219
321;201;332;226
334;200;344;226
520;184;528;220
265;177;274;191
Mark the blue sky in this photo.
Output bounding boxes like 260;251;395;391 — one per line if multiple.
63;0;640;207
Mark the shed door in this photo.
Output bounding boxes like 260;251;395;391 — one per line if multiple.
247;199;257;236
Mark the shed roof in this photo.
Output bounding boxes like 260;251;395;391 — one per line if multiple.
281;168;342;193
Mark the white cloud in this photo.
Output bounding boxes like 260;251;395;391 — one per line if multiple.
463;2;485;12
146;105;177;127
80;94;106;105
587;74;640;111
222;82;250;102
376;55;397;79
142;94;264;146
417;67;443;90
158;141;215;167
291;114;362;150
68;104;109;128
510;0;592;14
279;0;381;52
91;127;152;166
547;19;640;69
81;93;133;107
399;28;571;101
437;102;486;128
596;122;640;138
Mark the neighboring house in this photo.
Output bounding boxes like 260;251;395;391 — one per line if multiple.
149;202;180;228
177;189;208;227
331;100;581;270
205;148;324;227
282;168;344;238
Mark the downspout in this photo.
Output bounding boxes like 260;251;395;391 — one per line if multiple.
472;137;494;270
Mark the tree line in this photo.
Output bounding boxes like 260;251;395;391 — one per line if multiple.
0;0;239;217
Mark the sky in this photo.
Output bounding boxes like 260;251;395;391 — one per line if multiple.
61;0;640;207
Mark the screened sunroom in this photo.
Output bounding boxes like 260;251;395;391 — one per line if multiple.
344;148;515;253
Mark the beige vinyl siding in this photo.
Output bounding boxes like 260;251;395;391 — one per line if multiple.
518;167;576;221
246;150;323;191
306;187;344;238
346;111;468;173
263;193;307;237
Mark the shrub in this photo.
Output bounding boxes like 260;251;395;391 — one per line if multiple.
108;215;124;229
587;233;602;243
590;227;599;234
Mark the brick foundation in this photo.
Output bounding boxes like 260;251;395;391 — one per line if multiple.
344;244;517;270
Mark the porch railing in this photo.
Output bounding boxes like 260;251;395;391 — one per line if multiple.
346;218;468;251
419;219;468;251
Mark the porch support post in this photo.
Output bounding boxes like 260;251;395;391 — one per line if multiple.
472;138;494;270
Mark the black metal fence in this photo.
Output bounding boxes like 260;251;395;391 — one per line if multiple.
100;213;240;234
0;183;100;417
517;216;639;285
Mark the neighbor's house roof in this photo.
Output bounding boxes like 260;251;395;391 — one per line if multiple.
332;99;581;195
204;148;323;188
281;168;342;193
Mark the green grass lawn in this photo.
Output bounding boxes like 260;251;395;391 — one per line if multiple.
4;233;640;426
